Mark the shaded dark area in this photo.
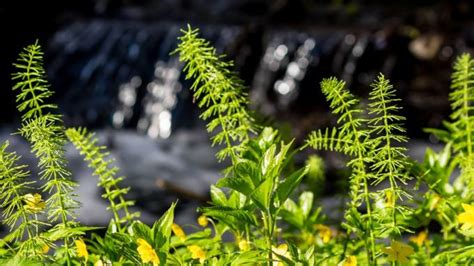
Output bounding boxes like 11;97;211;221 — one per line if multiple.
1;0;474;228
2;1;474;137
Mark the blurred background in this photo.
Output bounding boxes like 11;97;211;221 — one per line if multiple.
1;0;473;230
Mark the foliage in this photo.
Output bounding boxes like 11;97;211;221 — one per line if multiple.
0;28;473;265
65;127;140;231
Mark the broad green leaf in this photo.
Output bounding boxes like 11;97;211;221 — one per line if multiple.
45;224;100;241
217;177;254;196
202;206;258;226
228;190;246;209
273;140;294;174
234;160;261;186
210;185;227;206
280;199;303;228
304;246;315;266
184;228;213;242
251;177;273;211
153;202;176;248
298;191;314;219
258;127;278;149
261;144;276;176
132;221;152;243
276;167;308;207
231;250;267;265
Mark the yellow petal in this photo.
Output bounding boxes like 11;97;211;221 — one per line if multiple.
42;244;50;254
23;193;46;213
457;204;474;230
315;224;332;243
137;238;159;265
341;255;357;266
172;223;186;241
384;241;413;263
382;247;397;261
197;215;208;227
188;245;206;264
75;238;89;260
238;239;250;251
461;203;474;213
272;243;290;266
385;190;395;208
409;231;428;246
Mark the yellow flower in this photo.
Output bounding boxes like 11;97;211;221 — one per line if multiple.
409;230;428;246
339;255;357;266
42;244;50;254
382;240;414;264
272;243;289;266
172;223;186;241
75;238;89;261
23;193;46;213
457;203;474;231
429;194;441;211
197;215;208;227
315;224;332;243
137;238;159;265
94;260;104;266
385;190;395;208
188;245;206;264
238;239;250;251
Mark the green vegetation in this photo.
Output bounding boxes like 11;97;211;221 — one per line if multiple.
0;26;473;265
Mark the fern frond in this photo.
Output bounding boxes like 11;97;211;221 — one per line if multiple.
12;40;57;120
0;142;49;257
66;128;139;230
12;42;80;262
313;77;376;264
305;127;351;154
448;53;474;190
368;74;409;184
319;78;371;204
174;25;255;163
368;74;411;237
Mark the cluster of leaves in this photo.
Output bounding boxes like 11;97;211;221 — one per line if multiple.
0;26;474;265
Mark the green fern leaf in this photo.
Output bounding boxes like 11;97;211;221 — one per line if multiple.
173;25;255;163
66;128;140;231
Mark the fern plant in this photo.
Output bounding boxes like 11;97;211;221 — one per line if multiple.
305;74;413;264
367;74;412;238
427;54;474;197
173;25;255;164
0;142;49;259
12;41;82;264
65;127;139;231
306;77;377;264
1;28;474;266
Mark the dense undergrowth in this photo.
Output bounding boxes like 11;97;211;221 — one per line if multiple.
1;26;474;265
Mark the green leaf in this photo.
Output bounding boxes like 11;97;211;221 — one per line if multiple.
234;160;261;187
280;199;303;228
231;250;267;265
202;206;258;226
132;221;152;243
298;191;314;219
276;167;308;207
261;144;276;176
210;185;227;206
228;190;246;209
251;177;274;211
258;127;278;149
153;202;176;248
45;224;100;241
217;177;254;196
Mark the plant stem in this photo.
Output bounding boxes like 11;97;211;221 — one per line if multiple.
362;178;376;265
262;211;274;266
